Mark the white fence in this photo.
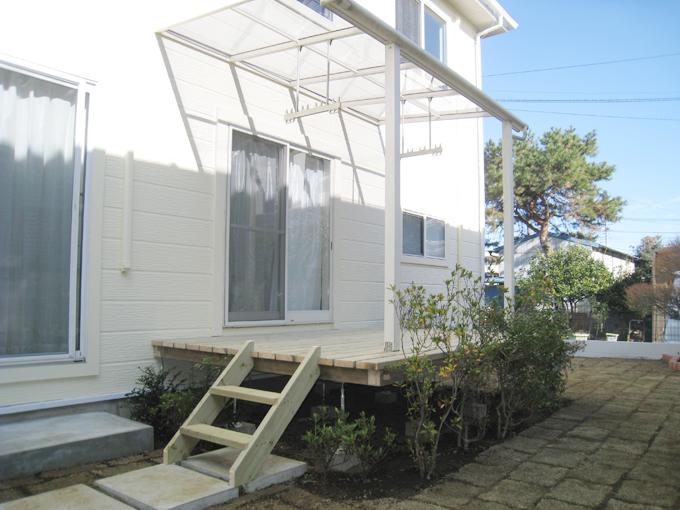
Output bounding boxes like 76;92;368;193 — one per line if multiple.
568;340;680;360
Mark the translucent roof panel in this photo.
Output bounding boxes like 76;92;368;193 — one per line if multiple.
165;0;511;126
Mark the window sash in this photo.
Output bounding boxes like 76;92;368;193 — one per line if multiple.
402;212;446;259
0;59;88;365
225;129;333;324
424;7;446;63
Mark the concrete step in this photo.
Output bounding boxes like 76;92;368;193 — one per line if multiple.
96;464;238;510
0;412;153;480
181;447;307;493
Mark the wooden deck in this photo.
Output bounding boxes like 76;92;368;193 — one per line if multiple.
152;328;442;386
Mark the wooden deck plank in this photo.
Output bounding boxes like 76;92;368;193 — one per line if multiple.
152;328;444;386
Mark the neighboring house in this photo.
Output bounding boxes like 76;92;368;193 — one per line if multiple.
0;0;524;414
491;233;636;279
489;233;636;332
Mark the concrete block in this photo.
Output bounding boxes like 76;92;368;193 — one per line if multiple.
0;412;153;480
328;448;361;473
181;447;307;493
96;464;238;510
0;484;133;510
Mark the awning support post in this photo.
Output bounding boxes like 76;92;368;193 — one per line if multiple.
384;43;402;352
501;120;515;306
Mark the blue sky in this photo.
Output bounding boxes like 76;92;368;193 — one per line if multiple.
482;0;680;255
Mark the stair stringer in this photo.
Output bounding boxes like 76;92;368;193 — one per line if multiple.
228;346;321;487
163;341;255;464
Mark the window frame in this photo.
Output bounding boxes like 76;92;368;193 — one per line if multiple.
395;1;448;64
223;126;334;327
402;210;446;260
0;58;92;366
424;6;447;64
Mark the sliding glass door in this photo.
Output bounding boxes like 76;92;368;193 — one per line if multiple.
227;131;331;323
228;131;286;322
287;150;330;320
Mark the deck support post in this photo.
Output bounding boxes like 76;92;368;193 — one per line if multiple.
384;43;402;351
340;382;346;411
501;120;515;305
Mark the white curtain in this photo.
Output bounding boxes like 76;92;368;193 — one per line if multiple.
228;132;285;321
0;67;77;357
288;150;330;311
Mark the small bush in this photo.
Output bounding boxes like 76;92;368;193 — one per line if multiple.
127;361;219;446
302;408;395;477
393;265;579;478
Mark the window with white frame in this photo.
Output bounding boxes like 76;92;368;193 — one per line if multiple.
424;7;446;63
403;212;445;258
396;2;447;64
227;131;331;324
0;61;89;363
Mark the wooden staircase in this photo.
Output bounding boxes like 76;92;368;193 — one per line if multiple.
164;340;320;487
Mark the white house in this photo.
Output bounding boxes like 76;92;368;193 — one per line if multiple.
492;233;637;278
0;0;524;414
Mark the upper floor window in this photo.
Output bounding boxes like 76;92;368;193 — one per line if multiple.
396;0;421;45
424;7;446;62
297;0;333;20
396;1;447;64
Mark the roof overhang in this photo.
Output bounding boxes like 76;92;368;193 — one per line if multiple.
448;0;518;37
158;0;526;132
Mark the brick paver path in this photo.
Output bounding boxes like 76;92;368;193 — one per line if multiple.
222;358;680;510
2;358;679;509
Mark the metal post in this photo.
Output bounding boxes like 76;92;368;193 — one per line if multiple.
502;121;515;304
340;383;346;411
384;43;402;351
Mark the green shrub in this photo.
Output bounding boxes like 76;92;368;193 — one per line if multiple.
127;361;219;446
393;265;579;478
302;409;395;477
494;308;576;438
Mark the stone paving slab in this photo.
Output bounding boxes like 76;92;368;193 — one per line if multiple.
181;448;307;493
0;484;133;510
96;464;238;510
1;358;679;510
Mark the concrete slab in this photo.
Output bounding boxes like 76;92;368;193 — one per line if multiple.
95;464;238;510
181;447;307;493
0;484;133;510
0;412;153;480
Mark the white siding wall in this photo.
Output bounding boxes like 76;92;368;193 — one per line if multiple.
0;0;487;407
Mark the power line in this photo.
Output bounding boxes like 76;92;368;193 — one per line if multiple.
508;108;680;122
485;50;680;77
499;96;680;104
622;218;680;222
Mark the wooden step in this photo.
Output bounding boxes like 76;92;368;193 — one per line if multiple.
210;385;280;405
180;424;251;449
